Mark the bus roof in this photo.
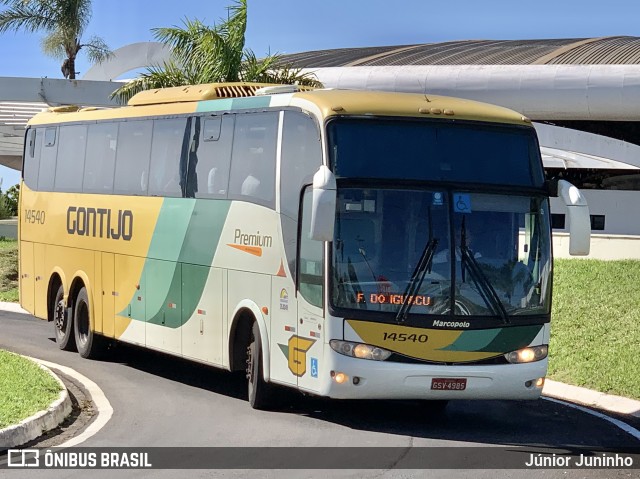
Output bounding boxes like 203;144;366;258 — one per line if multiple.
27;82;531;127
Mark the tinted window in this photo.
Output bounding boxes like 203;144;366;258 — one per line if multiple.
37;127;58;191
113;120;152;195
280;111;322;219
328;119;544;188
83;122;118;194
148;118;186;197
23;129;41;190
299;187;324;308
551;213;566;230
54;124;87;192
228;112;278;206
193;115;234;199
590;214;605;231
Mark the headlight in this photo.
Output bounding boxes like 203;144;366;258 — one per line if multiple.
504;345;548;364
330;340;392;361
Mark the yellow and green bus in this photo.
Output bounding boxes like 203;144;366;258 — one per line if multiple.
19;82;589;409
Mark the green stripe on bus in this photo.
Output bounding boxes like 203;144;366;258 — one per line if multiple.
177;200;230;265
136;199;231;327
148;198;196;261
439;325;542;353
197;96;271;113
477;325;542;352
438;328;501;352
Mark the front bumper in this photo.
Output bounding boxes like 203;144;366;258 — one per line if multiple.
314;342;547;400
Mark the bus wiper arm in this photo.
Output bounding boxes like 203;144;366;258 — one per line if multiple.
460;246;510;324
395;238;438;323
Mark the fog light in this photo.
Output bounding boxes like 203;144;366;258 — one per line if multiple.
536;377;545;388
334;372;348;384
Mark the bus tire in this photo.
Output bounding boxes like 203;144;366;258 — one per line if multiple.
247;321;275;410
53;284;76;351
73;287;104;359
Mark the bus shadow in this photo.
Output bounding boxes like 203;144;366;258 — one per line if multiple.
285;396;637;450
88;342;636;451
80;340;249;401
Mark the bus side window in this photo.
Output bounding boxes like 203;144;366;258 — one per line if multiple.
195;115;233;198
83;122;118;194
37;127;58;192
54;125;87;192
228;112;278;207
113;120;153;196
280;111;322;281
23;129;41;190
148;118;186;197
298;187;324;309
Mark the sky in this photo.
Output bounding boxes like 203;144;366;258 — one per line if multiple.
0;0;639;186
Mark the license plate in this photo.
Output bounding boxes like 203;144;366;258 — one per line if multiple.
431;378;467;391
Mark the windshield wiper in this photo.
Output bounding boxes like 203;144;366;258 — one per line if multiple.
459;220;510;324
395;238;438;323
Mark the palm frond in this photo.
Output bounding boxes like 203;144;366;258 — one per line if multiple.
110;62;189;104
40;30;69;59
80;35;112;63
0;2;57;33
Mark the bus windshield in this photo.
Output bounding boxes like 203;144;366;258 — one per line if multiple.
330;188;552;319
328;118;545;188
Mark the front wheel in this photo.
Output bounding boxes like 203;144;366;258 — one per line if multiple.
53;285;75;351
246;321;276;410
73;287;104;359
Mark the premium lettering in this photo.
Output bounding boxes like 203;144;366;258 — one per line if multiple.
67;206;133;241
233;228;272;248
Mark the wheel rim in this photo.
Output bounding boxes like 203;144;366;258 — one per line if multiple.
54;300;67;336
76;300;90;347
246;336;258;393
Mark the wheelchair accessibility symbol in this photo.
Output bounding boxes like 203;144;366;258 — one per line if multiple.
454;194;472;213
311;358;318;378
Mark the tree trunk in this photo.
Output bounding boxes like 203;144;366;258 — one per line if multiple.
68;56;76;79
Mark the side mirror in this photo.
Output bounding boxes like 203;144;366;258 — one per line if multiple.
556;180;590;256
309;165;336;242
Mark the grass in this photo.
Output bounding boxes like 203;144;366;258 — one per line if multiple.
0;350;61;429
0;239;18;302
549;259;640;400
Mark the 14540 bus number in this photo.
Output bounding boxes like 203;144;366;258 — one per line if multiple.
382;332;428;343
24;209;45;224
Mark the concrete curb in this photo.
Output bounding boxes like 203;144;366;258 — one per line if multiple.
543;379;640;418
0;301;28;315
0;356;72;448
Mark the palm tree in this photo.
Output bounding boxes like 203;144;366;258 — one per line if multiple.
112;0;321;103
0;0;111;79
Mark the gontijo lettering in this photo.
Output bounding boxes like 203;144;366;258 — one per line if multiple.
66;206;133;241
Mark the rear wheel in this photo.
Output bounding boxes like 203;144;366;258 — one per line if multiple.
247;321;275;410
53;285;75;351
73;287;104;359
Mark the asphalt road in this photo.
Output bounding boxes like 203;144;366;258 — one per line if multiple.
0;311;638;479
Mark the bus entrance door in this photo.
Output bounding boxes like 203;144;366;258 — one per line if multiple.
270;275;298;387
295;298;324;393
